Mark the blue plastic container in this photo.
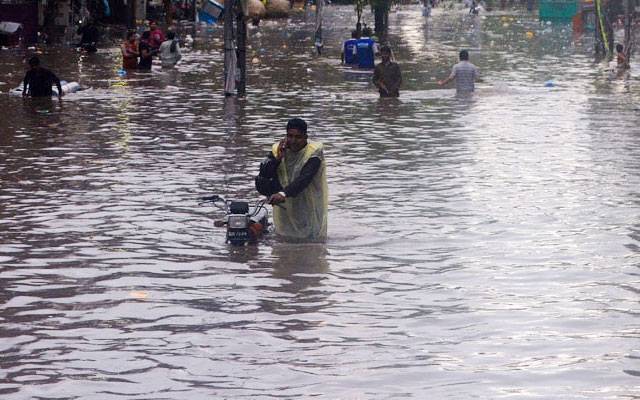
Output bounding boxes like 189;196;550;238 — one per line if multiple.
200;0;224;24
343;39;358;65
356;37;376;69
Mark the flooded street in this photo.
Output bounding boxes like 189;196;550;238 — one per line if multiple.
1;4;640;398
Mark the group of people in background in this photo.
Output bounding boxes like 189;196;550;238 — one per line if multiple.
121;21;182;71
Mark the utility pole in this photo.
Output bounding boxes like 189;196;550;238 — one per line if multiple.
237;0;247;96
223;0;237;96
623;0;634;68
315;0;323;55
594;0;612;57
223;0;247;97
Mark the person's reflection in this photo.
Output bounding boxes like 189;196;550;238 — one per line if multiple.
374;96;403;123
226;243;261;265
158;66;182;87
223;95;246;129
270;243;329;295
259;243;330;335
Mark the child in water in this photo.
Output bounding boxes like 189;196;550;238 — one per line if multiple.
616;43;628;69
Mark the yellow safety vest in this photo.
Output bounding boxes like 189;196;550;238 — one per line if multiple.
271;141;328;242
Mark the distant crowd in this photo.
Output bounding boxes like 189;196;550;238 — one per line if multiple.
121;21;182;71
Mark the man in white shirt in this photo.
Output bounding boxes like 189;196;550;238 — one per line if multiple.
438;49;480;94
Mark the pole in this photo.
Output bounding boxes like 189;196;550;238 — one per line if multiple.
223;0;237;96
595;0;608;55
623;0;633;68
315;0;323;55
236;3;247;96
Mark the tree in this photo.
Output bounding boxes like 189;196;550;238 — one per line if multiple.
370;0;392;38
355;0;367;37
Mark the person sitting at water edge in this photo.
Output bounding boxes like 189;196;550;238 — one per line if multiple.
255;118;328;242
22;56;62;98
159;31;182;68
373;45;402;97
438;49;480;94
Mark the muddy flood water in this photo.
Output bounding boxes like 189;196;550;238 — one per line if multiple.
1;3;639;399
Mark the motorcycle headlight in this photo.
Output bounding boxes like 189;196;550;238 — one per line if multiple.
228;215;248;229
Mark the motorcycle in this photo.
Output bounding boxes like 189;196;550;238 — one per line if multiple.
200;195;270;246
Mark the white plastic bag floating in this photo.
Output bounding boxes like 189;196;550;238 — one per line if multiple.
10;80;82;96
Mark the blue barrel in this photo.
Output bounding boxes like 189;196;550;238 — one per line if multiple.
356;37;376;69
200;0;224;24
343;39;358;65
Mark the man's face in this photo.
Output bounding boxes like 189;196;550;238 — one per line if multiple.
381;51;391;63
150;23;157;31
285;128;307;152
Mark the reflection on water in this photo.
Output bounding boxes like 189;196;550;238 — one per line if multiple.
1;4;640;399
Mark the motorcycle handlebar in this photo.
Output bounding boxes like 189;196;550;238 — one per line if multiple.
200;195;222;202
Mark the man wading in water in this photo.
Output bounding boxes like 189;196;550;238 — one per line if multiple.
22;56;63;98
372;45;402;98
255;118;328;242
438;49;480;94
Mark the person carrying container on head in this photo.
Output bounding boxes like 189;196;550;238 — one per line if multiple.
255;118;328;242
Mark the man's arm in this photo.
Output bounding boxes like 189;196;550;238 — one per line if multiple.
266;157;321;205
22;71;30;96
438;65;456;86
282;157;321;197
51;71;62;97
372;65;388;93
387;64;402;92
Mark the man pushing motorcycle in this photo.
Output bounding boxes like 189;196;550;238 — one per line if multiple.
255;118;328;242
